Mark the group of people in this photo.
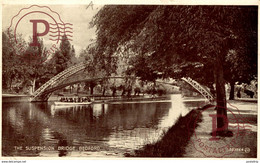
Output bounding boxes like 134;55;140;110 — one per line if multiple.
60;97;92;102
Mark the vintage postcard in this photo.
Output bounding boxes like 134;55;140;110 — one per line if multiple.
1;0;258;160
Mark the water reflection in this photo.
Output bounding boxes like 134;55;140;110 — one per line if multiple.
158;94;188;128
2;94;205;157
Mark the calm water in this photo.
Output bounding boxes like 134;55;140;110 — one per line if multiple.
2;94;207;157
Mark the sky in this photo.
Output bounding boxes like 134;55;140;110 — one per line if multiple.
2;4;101;56
3;1;257;57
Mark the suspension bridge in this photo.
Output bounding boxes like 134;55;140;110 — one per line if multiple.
29;62;214;102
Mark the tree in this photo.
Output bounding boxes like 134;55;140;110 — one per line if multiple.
86;81;97;95
90;5;257;133
86;41;118;77
2;30;27;92
79;47;107;95
223;11;257;100
99;79;110;96
21;37;49;92
53;35;76;74
2;30;56;94
225;49;257;100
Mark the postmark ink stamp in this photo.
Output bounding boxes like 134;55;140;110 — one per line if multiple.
188;101;253;157
8;5;73;64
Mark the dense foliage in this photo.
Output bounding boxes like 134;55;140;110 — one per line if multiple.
2;31;77;94
90;5;257;129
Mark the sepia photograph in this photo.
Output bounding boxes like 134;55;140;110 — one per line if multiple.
1;2;258;159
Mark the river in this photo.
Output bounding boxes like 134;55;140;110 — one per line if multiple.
2;94;207;157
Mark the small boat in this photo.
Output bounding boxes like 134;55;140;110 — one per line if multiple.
54;101;92;106
54;94;94;106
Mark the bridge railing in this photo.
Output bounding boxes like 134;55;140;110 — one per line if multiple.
33;62;87;98
31;61;214;102
51;64;87;88
181;77;214;101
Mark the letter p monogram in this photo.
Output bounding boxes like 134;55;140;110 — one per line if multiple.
30;20;49;46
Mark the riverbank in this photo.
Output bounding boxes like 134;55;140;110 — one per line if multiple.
125;109;202;157
127;100;257;158
232;98;257;103
3;93;256;103
184;100;257;158
2;93;171;103
2;93;29;97
2;94;31;103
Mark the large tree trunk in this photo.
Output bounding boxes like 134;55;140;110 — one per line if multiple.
112;89;116;97
229;81;235;100
214;54;228;131
121;88;125;96
32;78;36;93
70;86;72;94
76;87;79;94
89;81;96;95
9;78;13;91
102;87;106;96
127;87;132;97
90;86;94;95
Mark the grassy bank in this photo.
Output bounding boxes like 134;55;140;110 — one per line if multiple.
125;109;202;157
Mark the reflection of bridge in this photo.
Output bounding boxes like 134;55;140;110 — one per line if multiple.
30;62;214;102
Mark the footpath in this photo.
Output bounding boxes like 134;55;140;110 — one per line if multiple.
184;100;257;158
127;99;257;158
